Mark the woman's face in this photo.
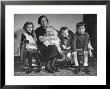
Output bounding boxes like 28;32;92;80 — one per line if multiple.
40;17;48;28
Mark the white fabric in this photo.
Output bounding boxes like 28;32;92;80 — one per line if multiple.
23;32;37;50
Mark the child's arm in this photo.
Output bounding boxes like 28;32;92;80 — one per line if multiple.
61;45;71;50
21;33;28;44
83;33;89;51
32;30;37;42
71;34;77;52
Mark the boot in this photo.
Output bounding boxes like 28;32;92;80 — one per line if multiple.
25;66;33;74
73;66;80;74
83;66;90;74
51;66;59;72
45;67;55;73
35;66;41;73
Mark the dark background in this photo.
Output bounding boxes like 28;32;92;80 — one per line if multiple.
83;14;97;60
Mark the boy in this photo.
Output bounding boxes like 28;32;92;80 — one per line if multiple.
59;27;74;67
72;22;90;74
21;21;41;74
60;27;73;59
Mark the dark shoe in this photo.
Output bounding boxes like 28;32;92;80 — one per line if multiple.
45;67;55;73
51;67;59;72
35;67;41;73
73;66;80;74
70;62;75;68
83;66;90;74
25;67;33;74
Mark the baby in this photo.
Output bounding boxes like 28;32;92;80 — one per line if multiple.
39;26;62;54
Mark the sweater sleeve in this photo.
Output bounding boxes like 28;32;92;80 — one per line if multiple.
71;34;77;52
21;33;26;44
83;33;89;51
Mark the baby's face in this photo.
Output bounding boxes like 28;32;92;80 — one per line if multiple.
26;24;33;33
62;30;69;37
77;25;85;34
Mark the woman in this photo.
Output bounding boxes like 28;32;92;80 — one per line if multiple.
35;15;59;73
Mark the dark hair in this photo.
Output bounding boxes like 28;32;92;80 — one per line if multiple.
23;21;34;31
76;22;86;28
59;27;68;34
38;15;48;25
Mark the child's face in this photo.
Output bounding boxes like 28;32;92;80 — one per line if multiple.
77;25;85;34
26;24;33;33
62;29;69;37
46;28;53;36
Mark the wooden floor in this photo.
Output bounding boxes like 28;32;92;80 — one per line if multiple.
14;56;97;76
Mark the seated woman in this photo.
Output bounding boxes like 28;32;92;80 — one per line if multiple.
20;21;41;74
35;15;59;73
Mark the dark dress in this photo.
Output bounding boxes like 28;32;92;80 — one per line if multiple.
35;26;59;63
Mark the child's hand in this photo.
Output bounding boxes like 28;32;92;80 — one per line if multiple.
89;50;93;57
62;45;66;49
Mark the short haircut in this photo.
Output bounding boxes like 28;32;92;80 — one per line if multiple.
23;21;34;31
76;22;86;28
60;27;68;34
38;15;48;25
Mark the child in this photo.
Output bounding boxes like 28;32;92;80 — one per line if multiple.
72;22;90;74
21;21;41;73
59;27;74;67
60;27;73;60
39;26;62;54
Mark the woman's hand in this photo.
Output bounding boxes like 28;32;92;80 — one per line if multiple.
39;36;45;42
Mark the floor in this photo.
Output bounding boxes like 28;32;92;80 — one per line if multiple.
14;56;97;76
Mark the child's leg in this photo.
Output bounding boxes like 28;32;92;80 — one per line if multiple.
27;51;32;67
67;52;72;61
83;51;88;66
83;51;90;74
25;51;33;73
72;52;79;66
33;52;41;72
72;51;80;74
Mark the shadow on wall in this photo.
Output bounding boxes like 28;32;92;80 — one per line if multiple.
14;29;23;56
83;14;97;59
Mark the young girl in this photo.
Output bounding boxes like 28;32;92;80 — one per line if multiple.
21;21;41;73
